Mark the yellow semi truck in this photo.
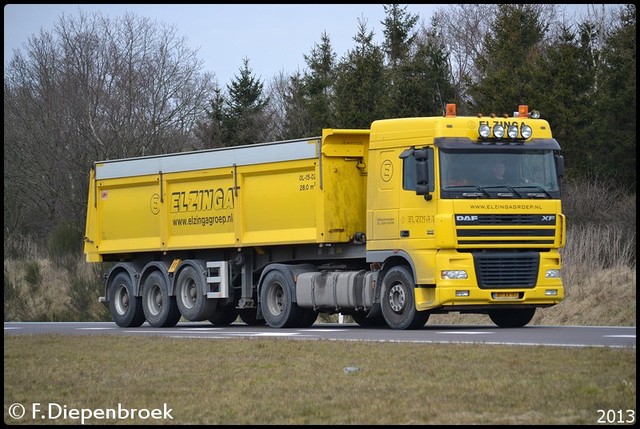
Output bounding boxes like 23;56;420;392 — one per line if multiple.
84;104;565;330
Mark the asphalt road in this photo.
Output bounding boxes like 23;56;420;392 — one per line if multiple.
3;321;635;348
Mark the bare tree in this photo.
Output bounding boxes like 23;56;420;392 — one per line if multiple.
4;10;216;243
430;4;492;107
262;71;293;141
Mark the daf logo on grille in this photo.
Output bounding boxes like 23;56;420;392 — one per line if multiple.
456;215;478;221
542;215;555;221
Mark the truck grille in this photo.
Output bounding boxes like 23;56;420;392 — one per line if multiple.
455;214;557;246
474;252;539;289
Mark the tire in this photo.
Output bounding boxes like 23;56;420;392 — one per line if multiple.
297;309;318;328
108;272;145;328
259;269;304;328
142;271;181;327
380;266;430;330
175;265;216;321
351;311;386;327
489;308;536;328
208;303;239;326
238;308;266;326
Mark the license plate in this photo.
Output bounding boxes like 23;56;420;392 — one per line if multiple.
493;292;520;300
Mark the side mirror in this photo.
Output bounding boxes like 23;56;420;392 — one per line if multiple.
414;149;432;200
555;154;564;178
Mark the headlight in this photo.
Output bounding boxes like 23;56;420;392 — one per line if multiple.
521;124;532;139
507;124;519;139
479;124;491;139
545;269;561;278
441;270;468;280
493;124;505;139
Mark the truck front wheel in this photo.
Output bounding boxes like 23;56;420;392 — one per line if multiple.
381;266;429;330
259;270;303;328
109;272;145;328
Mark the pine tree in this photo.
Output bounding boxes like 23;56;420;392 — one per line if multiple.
469;4;547;113
301;31;337;134
333;18;388;128
223;58;270;146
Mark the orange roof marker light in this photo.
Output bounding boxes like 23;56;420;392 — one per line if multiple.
445;103;456;117
518;105;529;118
516;105;541;119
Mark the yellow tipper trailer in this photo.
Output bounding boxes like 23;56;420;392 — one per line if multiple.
85;104;566;330
85;129;369;260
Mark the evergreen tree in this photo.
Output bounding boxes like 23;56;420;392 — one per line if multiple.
391;16;457;118
469;4;547;114
381;4;419;69
591;4;636;191
301;31;337;134
281;32;337;139
533;21;597;181
280;71;313;139
222;57;270;146
333;18;388;128
195;85;226;148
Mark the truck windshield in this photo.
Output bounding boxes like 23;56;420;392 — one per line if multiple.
439;149;560;199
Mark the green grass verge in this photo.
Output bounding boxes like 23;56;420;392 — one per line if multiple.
4;334;636;425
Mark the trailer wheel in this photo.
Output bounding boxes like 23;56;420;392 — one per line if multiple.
109;272;145;328
489;308;536;328
260;270;303;328
142;271;181;327
175;265;216;321
380;266;430;330
208;303;239;326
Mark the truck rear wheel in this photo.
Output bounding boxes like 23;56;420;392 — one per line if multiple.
489;308;536;328
109;272;145;328
381;266;429;330
175;265;216;321
260;270;303;328
142;271;181;327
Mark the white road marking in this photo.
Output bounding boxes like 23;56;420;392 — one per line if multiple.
77;327;118;330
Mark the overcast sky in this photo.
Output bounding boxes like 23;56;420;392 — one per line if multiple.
4;4;604;86
4;4;441;85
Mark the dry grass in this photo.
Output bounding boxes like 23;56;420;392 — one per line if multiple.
4;335;636;425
